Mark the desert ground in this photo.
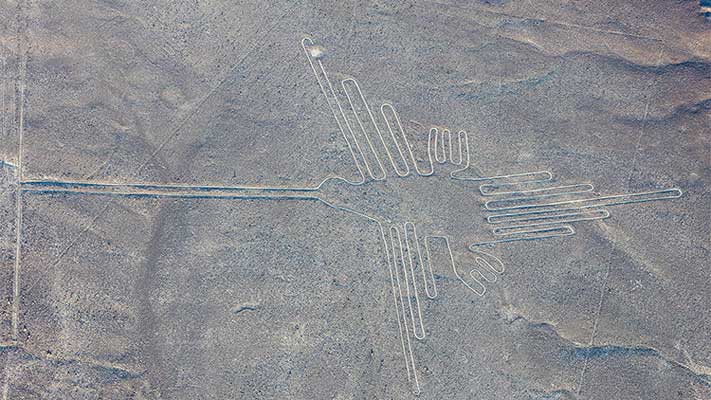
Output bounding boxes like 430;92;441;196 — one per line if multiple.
0;1;710;399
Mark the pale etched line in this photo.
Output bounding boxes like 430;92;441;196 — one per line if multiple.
433;128;449;164
20;178;324;194
469;225;575;247
405;222;437;299
484;190;595;210
420;0;662;42
447;129;474;178
377;225;413;384
21;188;321;201
576;261;612;395
11;187;21;341
381;225;421;394
578;44;667;398
83;155;113;180
302;38;367;184
435;235;487;296
491;210;610;235
452;168;554;184
341;78;398;178
487;207;607;224
1;24;14;400
470;252;503;284
480;182;594;197
626;102;651;187
11;47;27;342
428;128;440;170
401;224;428;339
304;39;380;181
471;249;504;276
430;128;466;168
626;48;665;189
549;20;661;41
444;128;453;164
450;130;465;166
20;177;324;200
445;129;456;164
316;63;378;180
2;54;5;142
484;188;683;211
380;103;432;176
390;226;426;341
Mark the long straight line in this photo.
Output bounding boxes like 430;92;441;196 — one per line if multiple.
484;188;682;211
19;178;320;193
11;49;26;343
24;188;321;201
576;261;612;395
1;14;15;400
12;191;21;341
2;55;5;141
577;44;668;399
626;48;665;189
491;210;609;235
420;0;662;42
19;177;323;201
